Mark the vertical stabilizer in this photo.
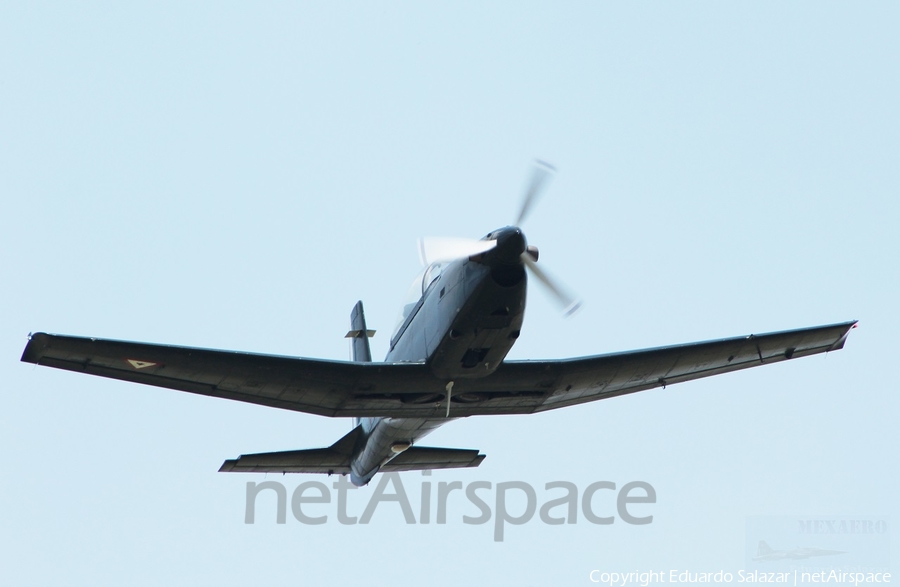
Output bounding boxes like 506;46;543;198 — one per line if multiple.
345;301;375;362
345;301;375;429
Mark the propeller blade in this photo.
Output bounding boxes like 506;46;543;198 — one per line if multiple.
521;253;582;317
418;237;497;266
515;159;557;226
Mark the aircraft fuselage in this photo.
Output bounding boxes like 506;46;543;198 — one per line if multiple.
350;226;528;485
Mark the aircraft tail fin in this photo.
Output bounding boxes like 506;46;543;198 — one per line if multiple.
219;425;363;474
757;541;773;555
345;301;375;363
345;301;375;428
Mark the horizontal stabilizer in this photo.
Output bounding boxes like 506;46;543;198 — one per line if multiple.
219;425;362;474
382;446;485;471
219;442;485;474
219;448;352;474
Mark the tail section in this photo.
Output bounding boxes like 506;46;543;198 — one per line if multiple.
220;302;486;481
757;541;773;556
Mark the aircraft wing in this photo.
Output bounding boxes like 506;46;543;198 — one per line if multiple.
501;319;857;414
21;320;855;418
20;332;434;418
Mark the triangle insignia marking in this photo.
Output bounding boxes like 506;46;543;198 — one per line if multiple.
126;359;157;369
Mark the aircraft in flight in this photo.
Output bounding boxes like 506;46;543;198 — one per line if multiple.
20;162;856;486
752;540;846;562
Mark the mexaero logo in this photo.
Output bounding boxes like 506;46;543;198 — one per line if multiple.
798;518;889;534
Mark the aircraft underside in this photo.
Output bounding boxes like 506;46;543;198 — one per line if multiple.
19;167;857;487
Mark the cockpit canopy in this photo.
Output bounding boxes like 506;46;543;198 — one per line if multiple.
391;262;444;340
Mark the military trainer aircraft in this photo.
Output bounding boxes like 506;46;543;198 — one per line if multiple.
20;162;856;486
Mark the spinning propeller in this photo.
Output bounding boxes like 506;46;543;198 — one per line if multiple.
418;160;582;316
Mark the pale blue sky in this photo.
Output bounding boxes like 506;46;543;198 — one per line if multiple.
1;3;897;585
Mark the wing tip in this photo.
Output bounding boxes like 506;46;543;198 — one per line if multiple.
828;320;859;352
218;460;237;472
21;332;50;364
